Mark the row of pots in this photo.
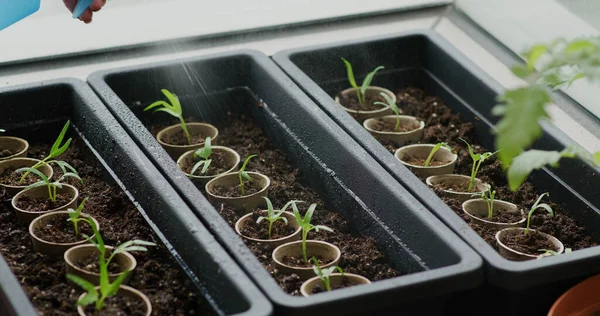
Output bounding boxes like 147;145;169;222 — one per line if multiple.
154;122;372;294
0;135;151;315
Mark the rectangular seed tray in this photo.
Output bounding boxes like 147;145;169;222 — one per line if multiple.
0;78;272;316
272;29;600;314
87;49;483;315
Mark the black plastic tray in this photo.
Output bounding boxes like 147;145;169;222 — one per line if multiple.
87;50;483;315
272;29;600;313
0;79;272;316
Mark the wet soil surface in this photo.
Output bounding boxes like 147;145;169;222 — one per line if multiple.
471;208;524;224
501;230;558;255
370;118;418;132
376;87;596;260
15;193;73;213
211;180;262;197
0;136;212;315
435;181;479;193
337;90;387;111
152;114;399;295
181;151;232;177
402;156;448;167
240;211;296;240
0;167;41;186
82;294;146;316
74;250;124;274
281;255;332;268
32;214;93;244
160;129;205;146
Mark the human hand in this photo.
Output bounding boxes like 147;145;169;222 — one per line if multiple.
63;0;106;24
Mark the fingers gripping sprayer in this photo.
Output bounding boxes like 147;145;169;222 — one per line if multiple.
0;0;94;31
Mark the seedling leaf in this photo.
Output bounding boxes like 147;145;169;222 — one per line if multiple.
360;66;385;100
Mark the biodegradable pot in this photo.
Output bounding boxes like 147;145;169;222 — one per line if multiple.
363;115;425;146
29;211;99;257
300;273;371;297
77;284;152;316
272;240;341;280
495;227;564;261
235;210;301;248
205;171;270;212
395;144;458;178
11;183;79;225
0;136;29;161
548;274;600;316
177;146;241;186
334;86;395;122
426;174;488;202
462;199;526;229
156;122;218;159
0;158;54;196
65;244;137;285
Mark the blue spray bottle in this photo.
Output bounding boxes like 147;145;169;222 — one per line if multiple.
0;0;94;31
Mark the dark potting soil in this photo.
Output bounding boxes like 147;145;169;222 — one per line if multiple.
0;149;15;158
181;151;231;176
281;255;332;268
337;90;387;112
370;118;418;133
475;208;524;224
32;215;93;244
150;114;399;295
240;211;296;240
211;180;262;197
83;294;146;316
0;167;41;186
375;86;597;259
312;277;353;294
160;128;205;146
15;193;73;212
74;251;124;274
435;181;478;193
0;137;212;315
402;156;448;167
501;230;558;255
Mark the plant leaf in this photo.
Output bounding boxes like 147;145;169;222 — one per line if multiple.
507;150;564;190
360;66;384;98
153;107;180;118
67;274;96;292
161;89;182;116
107;270;130;297
15;167;48;183
50;120;71;156
313;225;333;233
144;100;170;112
525;44;548;69
341;58;358;90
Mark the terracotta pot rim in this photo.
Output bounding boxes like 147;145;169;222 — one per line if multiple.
29;211;99;247
235;210;301;243
11;183;79;215
0;158;54;189
300;273;371;297
64;244;137;277
205;171;270;199
462;199;526;227
272;240;341;270
363;115;425;135
495;227;564;259
395;144;457;169
335;86;396;114
548;274;600;316
156;122;218;149
0;136;29;160
177;146;240;180
76;284;151;316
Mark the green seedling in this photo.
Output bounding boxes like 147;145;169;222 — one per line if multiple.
525;192;554;234
0;129;4;132
19;121;72;183
189;137;212;176
341;58;384;107
238;154;257;196
15;166;82;202
312;257;344;292
537;247;572;259
373;92;401;131
67;218;156;312
67;197;89;238
424;142;452;167
256;197;300;239
480;185;496;219
144;89;192;145
459;138;499;192
292;201;333;263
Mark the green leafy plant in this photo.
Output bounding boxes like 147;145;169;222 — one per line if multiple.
238;154;257;196
373;92;401;131
256;197;300;239
67;197;89;238
15;166;82;202
525;193;554;234
341;58;384;107
189;137;212;176
479;185;496;219
424;142;452;167
492;37;600;190
144;89;191;145
459;138;499;192
312;257;343;292
292;201;333;263
19;121;72;183
67;218;156;312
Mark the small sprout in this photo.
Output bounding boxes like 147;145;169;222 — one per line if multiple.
312;257;343;292
257;197;300;239
459;138;499;191
525;193;554;234
15;166;82;202
424;142;452;167
238;154;257;196
373;92;401;131
67;197;89;238
20;121;72;183
341;58;384;107
144;89;192;145
292;202;333;263
537;247;572;259
68;219;156;312
476;184;496;219
189;137;212;176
